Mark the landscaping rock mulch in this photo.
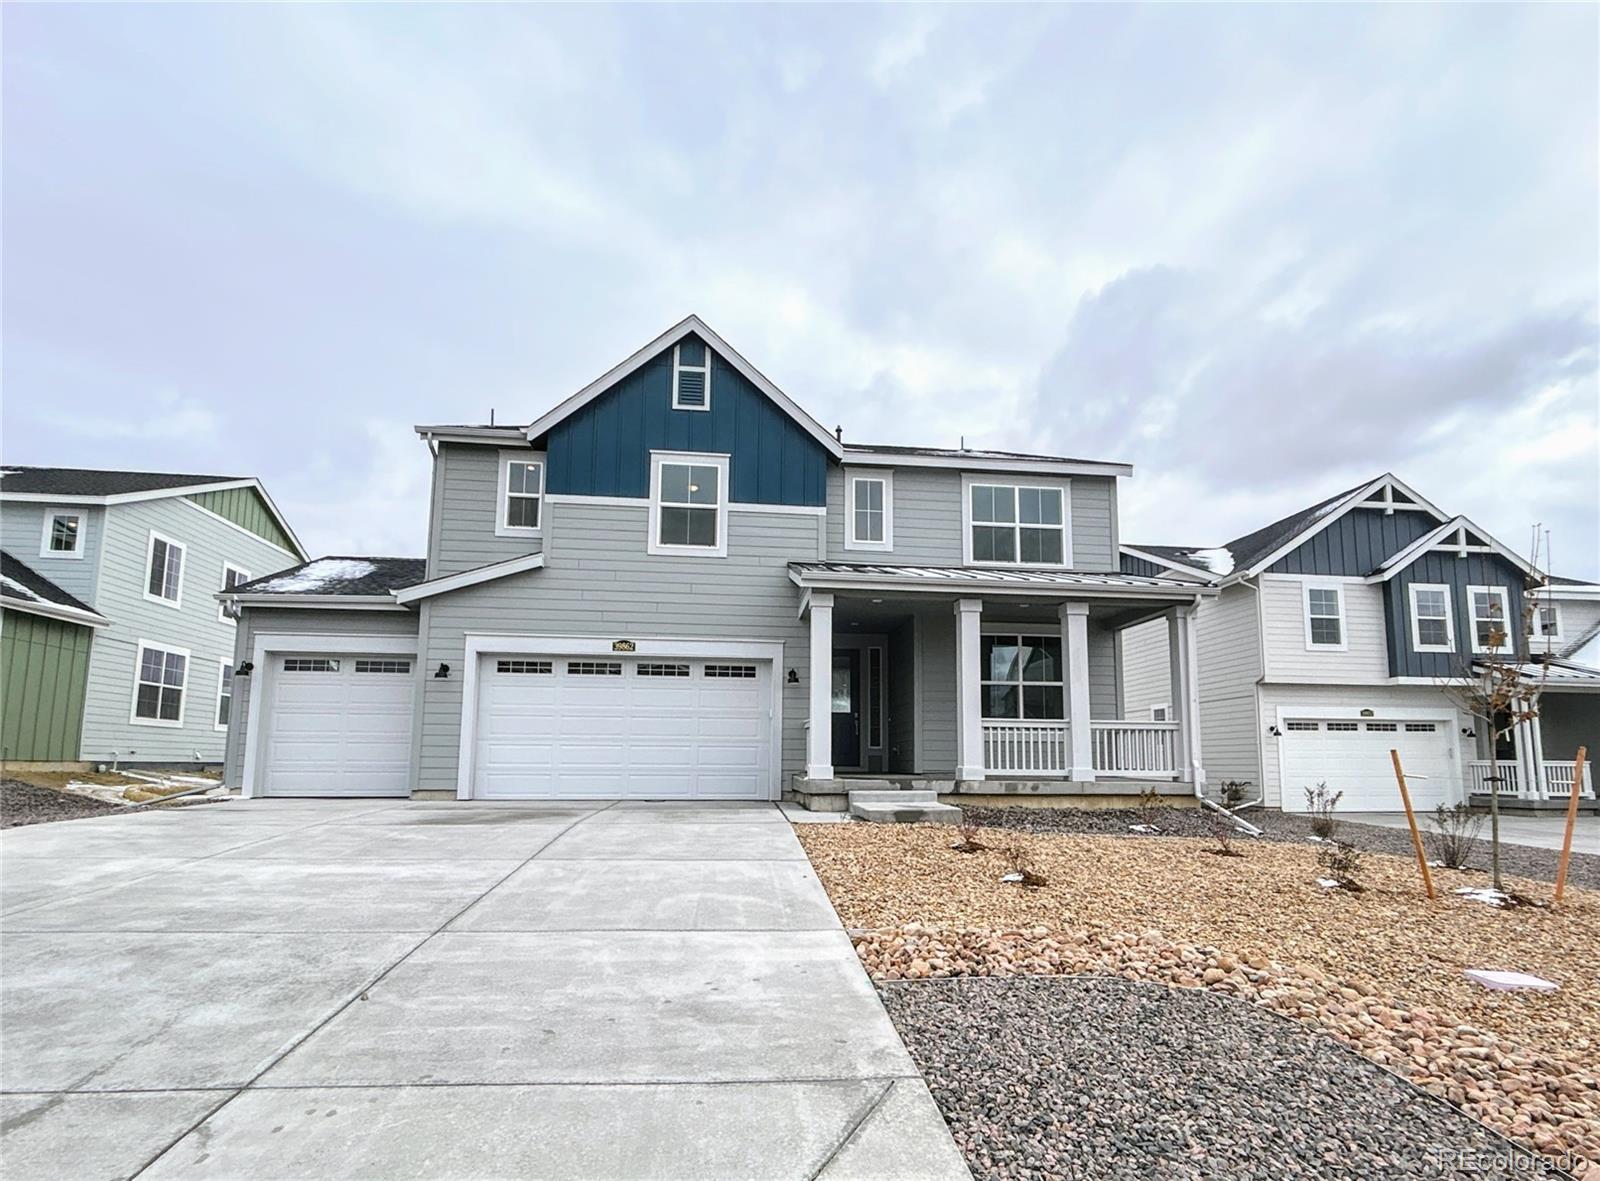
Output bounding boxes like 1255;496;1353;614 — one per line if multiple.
963;806;1600;891
0;778;221;828
880;975;1564;1180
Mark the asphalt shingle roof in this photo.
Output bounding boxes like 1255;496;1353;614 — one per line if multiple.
0;466;243;497
228;557;428;597
0;551;102;616
845;442;1125;467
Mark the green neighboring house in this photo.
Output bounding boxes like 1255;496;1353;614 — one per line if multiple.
0;468;306;768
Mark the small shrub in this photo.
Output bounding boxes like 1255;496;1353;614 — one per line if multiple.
1317;840;1365;892
1426;804;1484;870
1205;810;1244;857
951;818;987;854
1217;780;1252;809
1136;784;1164;827
1000;841;1048;888
1304;783;1343;841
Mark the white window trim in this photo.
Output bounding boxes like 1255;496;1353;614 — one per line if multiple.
844;469;894;552
130;639;191;729
960;473;1072;568
38;508;86;559
1467;584;1514;655
494;450;545;539
214;658;233;732
977;629;1066;721
1408;582;1455;653
143;530;185;610
671;342;711;411
1150;704;1171;722
1302;581;1348;651
220;562;250;624
647;450;729;558
1529;598;1564;644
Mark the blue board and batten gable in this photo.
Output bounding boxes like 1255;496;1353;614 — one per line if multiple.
1264;509;1438;577
541;335;830;506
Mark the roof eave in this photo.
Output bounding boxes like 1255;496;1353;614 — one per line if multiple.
788;567;1218;599
843;448;1132;478
0;594;112;628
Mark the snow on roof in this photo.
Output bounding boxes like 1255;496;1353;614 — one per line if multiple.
249;559;378;594
0;574;40;603
1188;547;1236;576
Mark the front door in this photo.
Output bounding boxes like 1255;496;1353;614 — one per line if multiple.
831;650;861;769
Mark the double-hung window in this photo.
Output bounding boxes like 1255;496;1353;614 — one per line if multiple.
144;532;185;607
215;659;234;730
220;564;250;623
133;642;188;726
845;471;893;551
649;452;728;556
980;634;1065;720
1468;585;1513;654
966;480;1067;565
1409;584;1454;652
1303;583;1345;649
40;510;85;558
496;452;544;537
1530;600;1563;644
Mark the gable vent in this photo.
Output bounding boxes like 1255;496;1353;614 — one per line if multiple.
673;340;710;411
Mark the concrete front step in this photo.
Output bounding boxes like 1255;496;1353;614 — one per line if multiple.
847;789;941;806
849;800;964;824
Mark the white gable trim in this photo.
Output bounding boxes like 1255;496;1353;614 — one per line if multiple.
1367;515;1539;583
392;552;547;605
1119;545;1216;582
523;315;845;459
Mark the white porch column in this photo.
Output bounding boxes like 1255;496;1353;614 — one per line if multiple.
1510;715;1535;800
954;598;985;781
1527;713;1549;800
806;592;835;781
1168;603;1205;788
1061;602;1094;781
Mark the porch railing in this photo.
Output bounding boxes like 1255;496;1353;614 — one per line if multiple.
1546;761;1595;799
1467;761;1519;796
981;719;1180;777
1468;760;1594;800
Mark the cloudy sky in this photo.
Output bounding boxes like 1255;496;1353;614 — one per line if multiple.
5;5;1596;576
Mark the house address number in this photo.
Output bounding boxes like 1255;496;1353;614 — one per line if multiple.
612;640;637;652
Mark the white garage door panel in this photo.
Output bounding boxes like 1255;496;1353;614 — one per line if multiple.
1282;718;1456;812
262;657;415;797
473;655;774;800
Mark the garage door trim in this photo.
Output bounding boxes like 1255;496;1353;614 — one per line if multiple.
455;634;786;800
240;633;419;798
1273;703;1464;812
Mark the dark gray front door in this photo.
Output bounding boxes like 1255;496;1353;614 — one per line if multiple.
831;650;861;769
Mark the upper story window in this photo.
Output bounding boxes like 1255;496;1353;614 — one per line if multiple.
1408;583;1454;653
980;633;1064;719
220;564;250;623
40;510;85;558
215;659;234;730
144;532;185;608
1303;583;1346;650
845;471;893;551
496;451;545;538
672;340;711;410
965;479;1069;566
1468;585;1513;654
648;451;728;557
1529;600;1563;643
132;641;188;727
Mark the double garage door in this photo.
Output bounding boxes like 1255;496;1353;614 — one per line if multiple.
473;654;775;799
1280;716;1458;812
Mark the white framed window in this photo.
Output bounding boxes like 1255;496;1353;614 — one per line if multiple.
495;451;545;538
845;470;893;551
962;475;1070;566
1467;585;1514;654
1150;704;1171;722
214;659;234;731
672;339;711;410
1408;583;1454;653
980;633;1065;720
647;451;729;557
219;563;250;623
144;531;185;608
131;641;189;727
1529;600;1563;644
1302;582;1346;650
39;509;85;558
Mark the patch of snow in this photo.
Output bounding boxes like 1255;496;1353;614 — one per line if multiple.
1188;547;1235;576
1000;872;1025;883
1129;824;1162;834
1317;878;1342;889
1464;969;1557;992
1454;886;1511;908
1306;835;1327;844
251;559;377;594
0;575;41;602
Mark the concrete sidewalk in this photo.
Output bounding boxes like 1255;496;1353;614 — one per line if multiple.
1;799;968;1180
1344;810;1598;853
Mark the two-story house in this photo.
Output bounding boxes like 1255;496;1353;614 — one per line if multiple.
1119;474;1599;813
220;316;1216;806
0;468;306;767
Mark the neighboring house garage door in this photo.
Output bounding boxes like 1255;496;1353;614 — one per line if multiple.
261;655;415;797
1280;717;1457;813
473;655;774;799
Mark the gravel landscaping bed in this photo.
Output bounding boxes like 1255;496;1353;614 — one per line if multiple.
0;779;221;828
964;805;1600;891
882;975;1561;1180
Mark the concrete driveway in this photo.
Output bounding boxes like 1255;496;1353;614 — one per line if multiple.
1343;810;1599;852
1;799;968;1180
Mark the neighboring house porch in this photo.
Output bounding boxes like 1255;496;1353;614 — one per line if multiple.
790;562;1214;805
1466;660;1599;811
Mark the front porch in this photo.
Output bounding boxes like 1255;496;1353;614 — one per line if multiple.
1466;682;1599;812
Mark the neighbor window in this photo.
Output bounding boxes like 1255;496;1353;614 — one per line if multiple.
672;339;711;410
968;482;1066;565
133;642;188;726
219;564;250;623
1530;601;1562;642
1150;704;1171;722
215;660;234;730
1304;583;1345;649
40;510;84;558
1409;584;1454;652
1468;585;1514;654
845;472;893;550
145;532;185;607
497;453;544;536
649;453;727;556
980;634;1064;720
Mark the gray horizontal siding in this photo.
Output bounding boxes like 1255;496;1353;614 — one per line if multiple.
429;443;545;577
1;503;105;604
1194;583;1266;792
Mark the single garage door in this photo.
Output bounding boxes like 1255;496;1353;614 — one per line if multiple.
473;654;774;799
1281;717;1458;812
261;655;415;796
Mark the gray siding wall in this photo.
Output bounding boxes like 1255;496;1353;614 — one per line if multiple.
223;606;421;786
1;502;106;604
1193;583;1266;791
79;497;301;764
428;442;545;577
1118;618;1172;719
1536;594;1600;663
915;604;956;773
1259;575;1390;683
824;467;1120;571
